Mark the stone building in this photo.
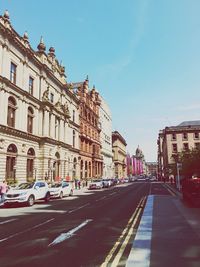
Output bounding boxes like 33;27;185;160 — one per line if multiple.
157;121;200;180
146;162;158;177
0;11;80;184
70;78;103;181
99;96;114;178
127;147;146;177
112;131;127;178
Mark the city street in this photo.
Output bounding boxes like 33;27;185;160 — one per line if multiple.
0;181;172;267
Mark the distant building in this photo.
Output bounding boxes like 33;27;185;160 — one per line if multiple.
146;162;158;177
126;147;146;177
99;96;114;178
112;131;127;178
157;120;200;179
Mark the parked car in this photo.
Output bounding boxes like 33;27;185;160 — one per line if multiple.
5;181;51;206
49;181;73;199
89;179;103;190
102;179;112;188
182;174;200;204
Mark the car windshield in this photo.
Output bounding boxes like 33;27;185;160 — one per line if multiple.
17;183;34;189
51;183;62;188
93;180;101;183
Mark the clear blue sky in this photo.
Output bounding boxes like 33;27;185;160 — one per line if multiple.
1;0;200;161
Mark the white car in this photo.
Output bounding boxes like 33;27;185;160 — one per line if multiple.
89;180;103;190
49;181;73;199
5;181;50;206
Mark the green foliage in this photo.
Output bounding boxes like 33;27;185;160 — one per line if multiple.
179;148;200;177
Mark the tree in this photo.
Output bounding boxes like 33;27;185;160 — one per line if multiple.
179;147;200;178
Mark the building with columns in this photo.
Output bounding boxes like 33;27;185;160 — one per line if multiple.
99;96;114;178
0;11;80;184
126;147;146;177
112;131;127;178
70;78;103;181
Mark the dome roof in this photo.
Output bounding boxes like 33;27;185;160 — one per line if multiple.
136;146;143;157
23;31;29;40
37;36;46;52
3;10;10;19
49;47;55;53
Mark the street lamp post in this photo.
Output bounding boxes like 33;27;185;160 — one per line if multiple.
176;163;182;191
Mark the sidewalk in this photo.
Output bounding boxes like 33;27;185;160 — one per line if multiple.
126;194;200;267
73;185;90;196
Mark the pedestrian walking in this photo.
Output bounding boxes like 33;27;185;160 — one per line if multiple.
0;180;8;206
78;180;81;189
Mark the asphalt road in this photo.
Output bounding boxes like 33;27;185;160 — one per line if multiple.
0;182;171;267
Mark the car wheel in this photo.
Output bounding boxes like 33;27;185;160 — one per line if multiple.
59;191;63;199
69;189;73;196
27;195;35;206
45;192;50;202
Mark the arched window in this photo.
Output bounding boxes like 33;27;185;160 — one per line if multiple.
7;97;16;128
73;130;75;147
27;148;35;182
27;107;34;133
80;160;83;179
85;161;88;178
53;152;60;182
89;162;91;178
6;144;18;183
73;158;77;180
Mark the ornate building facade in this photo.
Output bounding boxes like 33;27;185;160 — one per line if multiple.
112;131;127;178
0;11;80;184
70;78;103;181
157;121;200;180
99;96;114;178
126;147;145;177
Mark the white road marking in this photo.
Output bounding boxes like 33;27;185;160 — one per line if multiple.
0;218;55;243
96;195;111;202
100;197;145;267
48;219;93;247
68;203;90;213
0;219;18;225
109;192;117;196
126;195;154;267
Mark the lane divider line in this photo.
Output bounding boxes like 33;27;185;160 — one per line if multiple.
126;195;154;267
48;219;93;247
0;218;55;243
111;198;146;267
0;219;18;225
100;197;146;267
68;203;90;213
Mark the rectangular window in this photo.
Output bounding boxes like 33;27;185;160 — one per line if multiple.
195;143;200;149
50;93;54;103
29;77;34;95
183;143;189;150
10;62;17;84
172;143;177;153
171;133;176;140
194;132;199;139
182;132;188;140
73;110;75;122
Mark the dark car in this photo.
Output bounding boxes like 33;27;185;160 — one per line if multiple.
182;173;200;205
